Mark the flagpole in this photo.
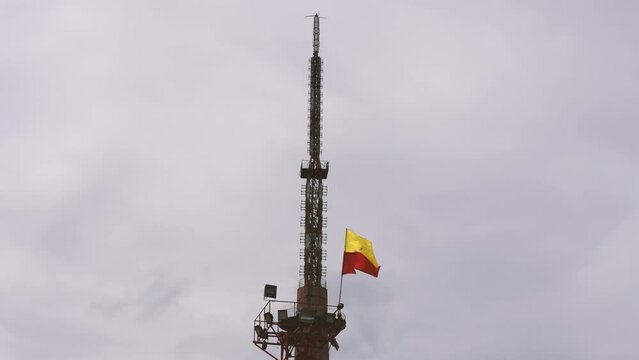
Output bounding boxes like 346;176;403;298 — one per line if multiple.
337;228;347;305
338;273;344;305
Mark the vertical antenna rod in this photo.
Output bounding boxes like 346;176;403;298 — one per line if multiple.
313;14;320;55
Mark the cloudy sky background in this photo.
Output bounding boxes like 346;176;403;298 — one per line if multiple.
2;1;638;359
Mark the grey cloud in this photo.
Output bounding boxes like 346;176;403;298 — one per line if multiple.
1;1;638;359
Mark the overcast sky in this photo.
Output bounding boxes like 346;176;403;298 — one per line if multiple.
2;1;639;359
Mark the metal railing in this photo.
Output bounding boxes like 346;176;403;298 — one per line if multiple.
253;299;345;359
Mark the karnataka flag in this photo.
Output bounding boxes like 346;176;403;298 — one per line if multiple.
341;229;380;277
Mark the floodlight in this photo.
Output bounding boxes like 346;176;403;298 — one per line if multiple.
278;309;288;321
254;325;267;339
263;284;277;299
264;312;273;326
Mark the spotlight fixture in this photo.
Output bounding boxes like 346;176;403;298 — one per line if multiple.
263;284;277;299
264;312;273;326
278;309;288;321
254;325;267;339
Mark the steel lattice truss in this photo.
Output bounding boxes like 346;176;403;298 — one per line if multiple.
253;15;345;360
300;15;328;289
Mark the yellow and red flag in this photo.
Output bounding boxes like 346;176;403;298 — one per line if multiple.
341;229;380;277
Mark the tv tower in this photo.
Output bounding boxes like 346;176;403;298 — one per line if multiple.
299;12;328;311
253;14;346;360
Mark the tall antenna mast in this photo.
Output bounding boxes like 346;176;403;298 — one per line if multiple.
300;13;328;292
252;14;345;360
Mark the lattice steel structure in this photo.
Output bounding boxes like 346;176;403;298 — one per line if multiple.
252;14;346;360
299;12;328;296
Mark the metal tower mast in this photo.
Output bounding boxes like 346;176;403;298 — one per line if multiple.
296;13;329;358
252;14;346;360
298;13;328;304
